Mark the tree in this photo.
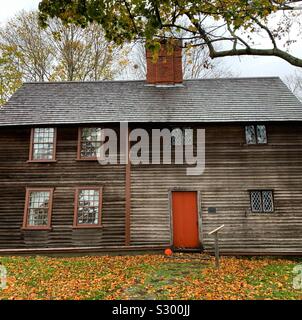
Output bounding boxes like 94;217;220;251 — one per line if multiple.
285;71;302;101
0;10;129;103
38;1;302;68
0;11;127;82
0;44;23;106
46;18;127;81
1;11;54;82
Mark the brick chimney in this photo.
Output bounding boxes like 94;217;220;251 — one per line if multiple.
146;39;183;85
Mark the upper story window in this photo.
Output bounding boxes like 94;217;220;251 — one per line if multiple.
29;128;56;161
78;127;102;160
73;188;102;228
172;128;193;146
245;125;267;145
23;188;53;229
250;190;274;213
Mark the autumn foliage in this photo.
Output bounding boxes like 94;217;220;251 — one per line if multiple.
0;254;301;300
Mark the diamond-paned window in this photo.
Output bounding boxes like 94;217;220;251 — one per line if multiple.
250;191;262;212
80;128;102;159
31;128;56;160
250;190;274;213
171;128;193;146
75;188;102;227
245;126;256;144
171;128;183;146
262;191;274;212
256;125;267;144
184;129;193;145
245;125;267;145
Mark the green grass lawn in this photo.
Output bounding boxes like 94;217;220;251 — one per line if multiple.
0;254;301;300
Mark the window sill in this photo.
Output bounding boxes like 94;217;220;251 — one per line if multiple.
22;227;52;231
242;143;268;147
72;225;103;229
76;158;99;161
27;160;57;163
246;210;276;216
250;212;275;214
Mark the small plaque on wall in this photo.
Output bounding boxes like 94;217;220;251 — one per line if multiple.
208;207;217;214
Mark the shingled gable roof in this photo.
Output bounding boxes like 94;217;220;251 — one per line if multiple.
0;77;301;126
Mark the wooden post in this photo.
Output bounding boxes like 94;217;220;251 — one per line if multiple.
208;225;224;269
125;128;131;246
214;232;219;269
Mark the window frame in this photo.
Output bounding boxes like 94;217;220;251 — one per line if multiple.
22;188;54;230
73;187;103;229
249;190;275;213
28;128;57;163
77;127;103;161
244;124;268;145
171;128;193;146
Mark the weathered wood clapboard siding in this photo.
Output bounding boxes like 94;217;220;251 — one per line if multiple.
0;126;125;249
0;122;302;253
130;123;302;253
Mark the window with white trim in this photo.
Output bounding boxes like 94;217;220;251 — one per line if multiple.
31;128;56;160
74;188;102;227
23;189;53;229
79;128;102;159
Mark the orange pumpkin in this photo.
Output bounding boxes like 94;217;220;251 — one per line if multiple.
164;248;173;256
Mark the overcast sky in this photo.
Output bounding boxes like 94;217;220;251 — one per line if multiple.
1;0;301;79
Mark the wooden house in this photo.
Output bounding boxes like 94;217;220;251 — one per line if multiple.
0;42;302;255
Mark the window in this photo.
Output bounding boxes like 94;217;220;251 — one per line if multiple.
29;128;56;161
73;188;102;228
250;190;274;213
23;188;53;229
185;129;193;145
78;127;102;160
245;125;267;144
171;128;193;146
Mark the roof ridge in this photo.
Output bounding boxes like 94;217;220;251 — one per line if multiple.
23;76;281;85
24;79;145;85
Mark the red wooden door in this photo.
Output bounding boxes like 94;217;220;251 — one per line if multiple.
172;191;200;248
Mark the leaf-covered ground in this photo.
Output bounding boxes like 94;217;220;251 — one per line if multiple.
0;254;301;300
